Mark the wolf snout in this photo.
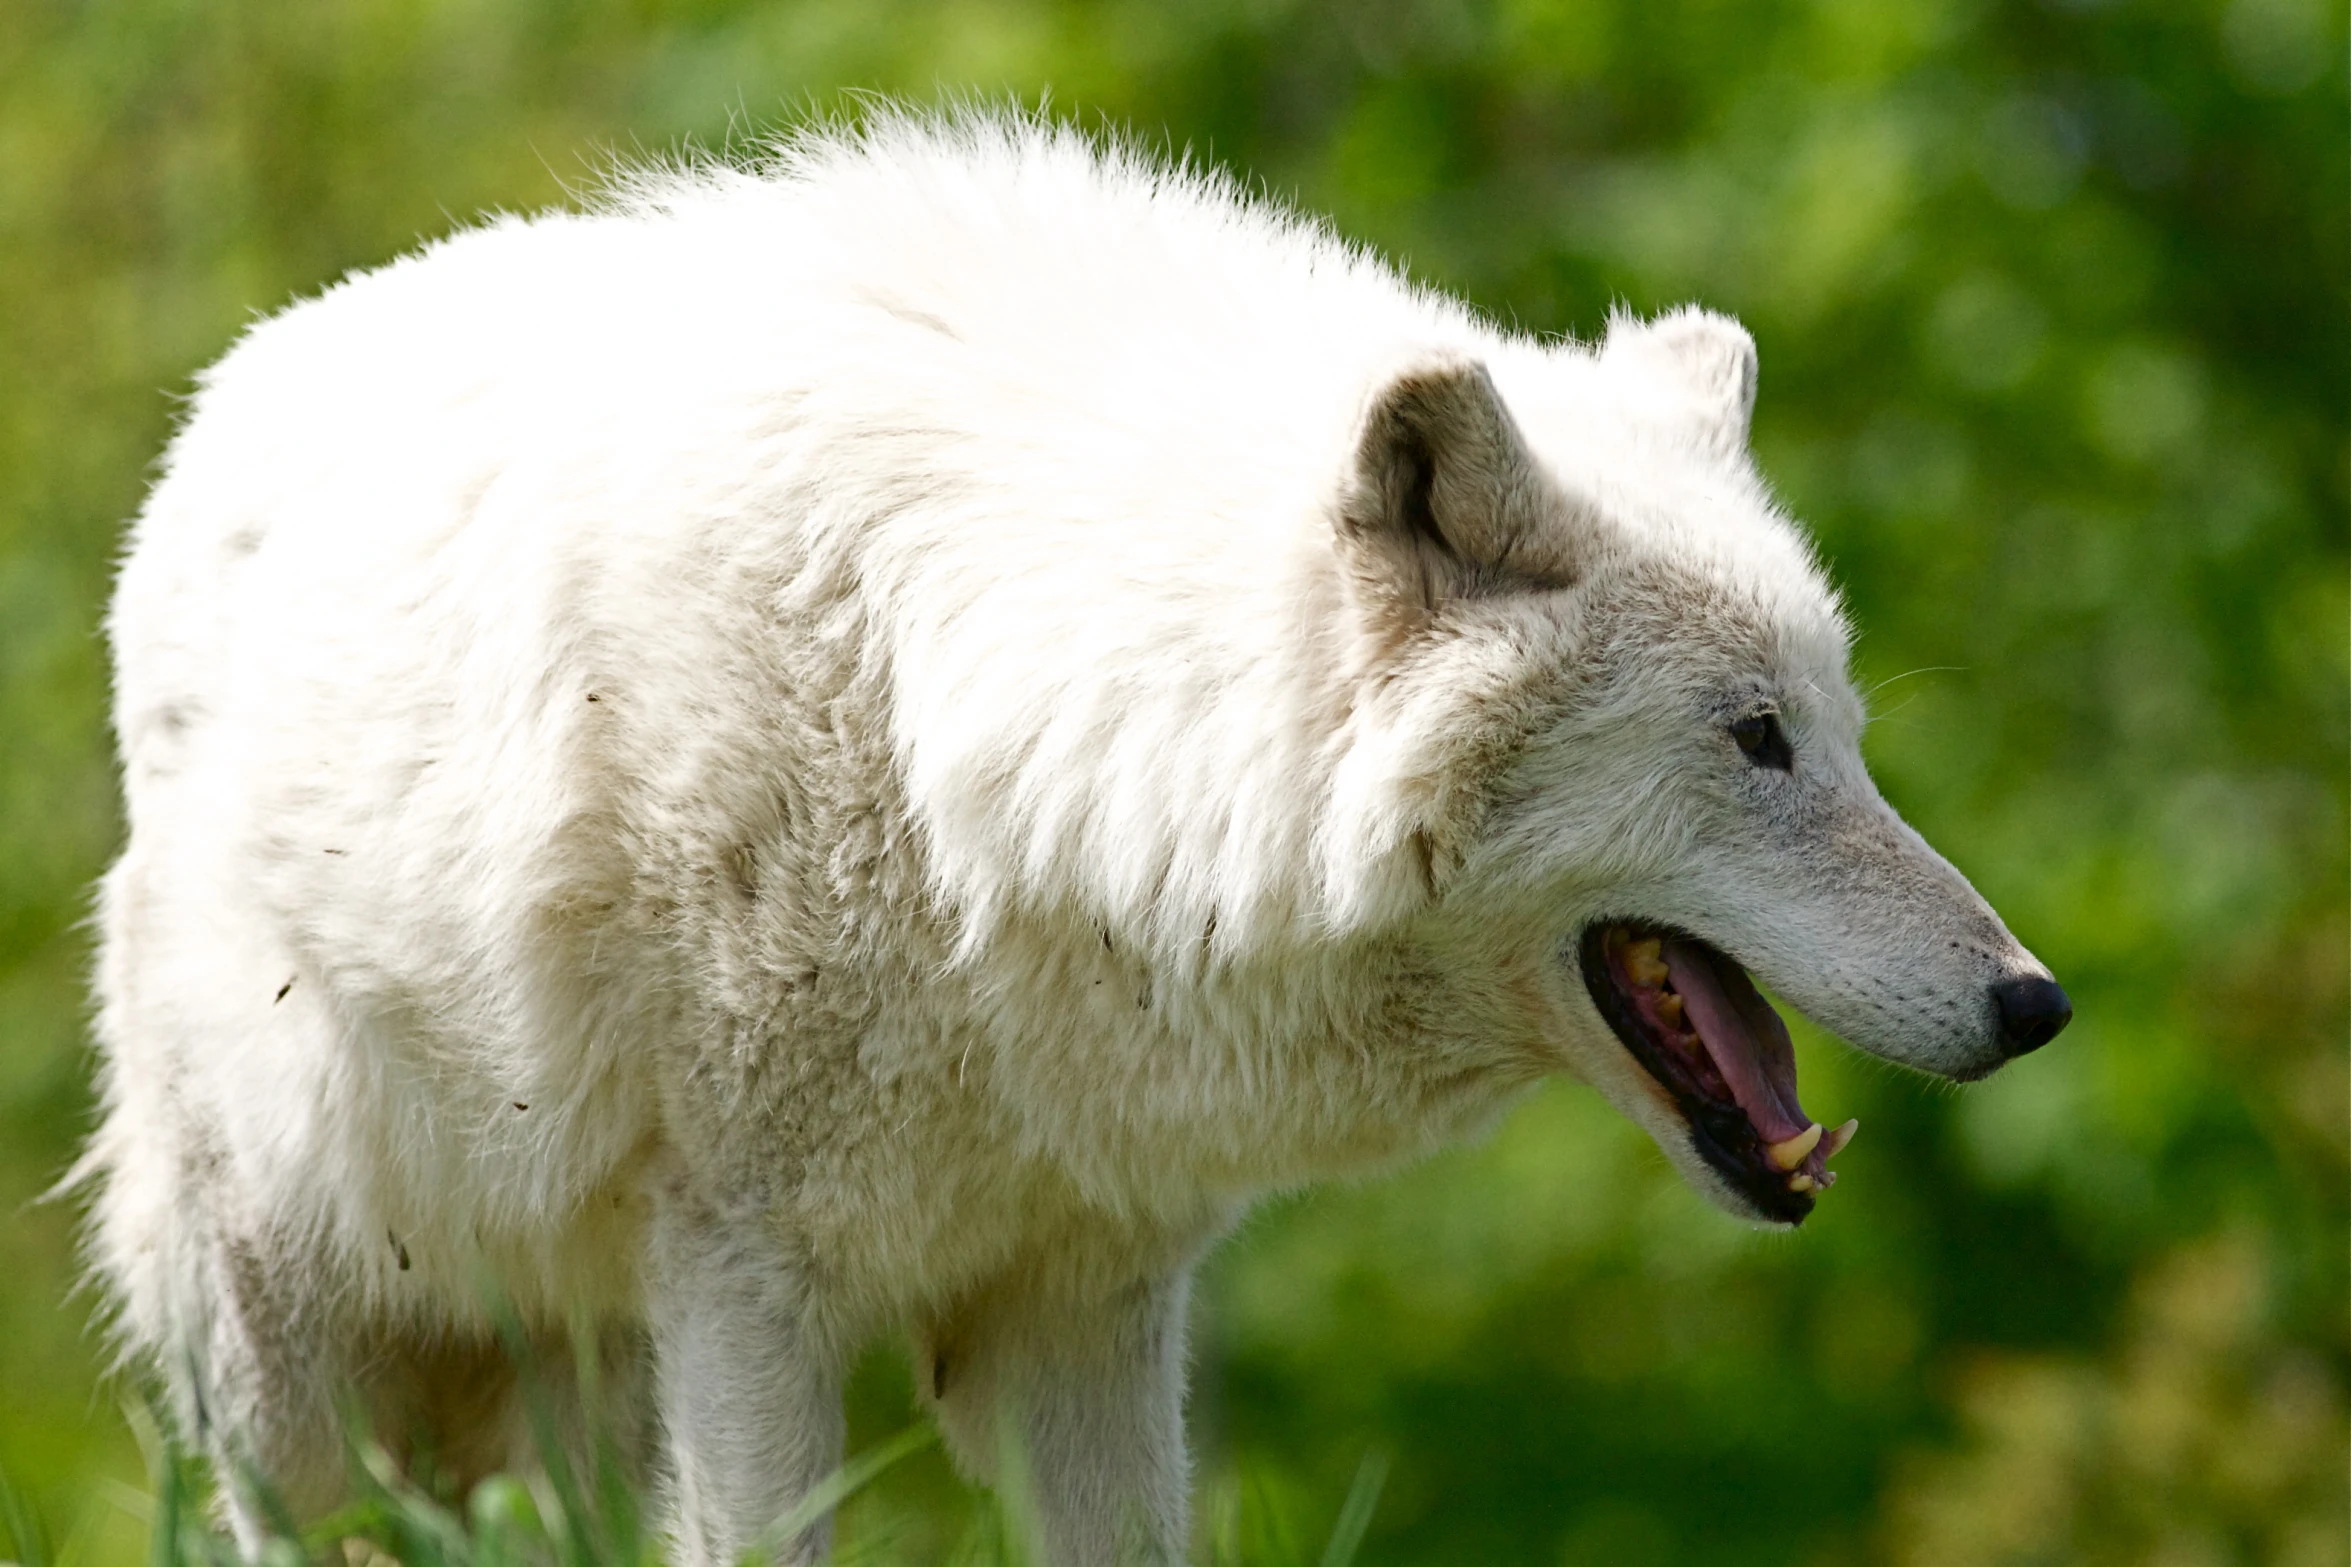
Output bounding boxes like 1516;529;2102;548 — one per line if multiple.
1990;973;2072;1058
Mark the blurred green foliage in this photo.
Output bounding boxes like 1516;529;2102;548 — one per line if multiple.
0;1;2341;1563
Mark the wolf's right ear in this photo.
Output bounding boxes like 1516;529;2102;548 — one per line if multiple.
1335;353;1582;617
1602;307;1758;460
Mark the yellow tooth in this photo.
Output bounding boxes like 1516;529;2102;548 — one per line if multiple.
1654;993;1685;1027
1766;1123;1823;1171
1820;1119;1859;1160
1623;938;1669;987
1788;1173;1818;1193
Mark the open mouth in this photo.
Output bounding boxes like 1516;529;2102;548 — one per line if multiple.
1578;921;1856;1223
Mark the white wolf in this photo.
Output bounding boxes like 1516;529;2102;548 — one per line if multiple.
82;113;2069;1564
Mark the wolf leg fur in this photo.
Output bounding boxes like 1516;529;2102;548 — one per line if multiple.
646;1191;844;1567
924;1264;1193;1566
152;1217;351;1552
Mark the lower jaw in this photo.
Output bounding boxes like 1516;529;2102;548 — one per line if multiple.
1575;921;1819;1225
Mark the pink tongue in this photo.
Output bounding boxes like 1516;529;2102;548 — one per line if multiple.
1662;939;1811;1145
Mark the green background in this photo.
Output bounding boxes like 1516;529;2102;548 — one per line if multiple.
1;1;2342;1563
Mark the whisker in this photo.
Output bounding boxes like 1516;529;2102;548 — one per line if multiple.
1866;665;1964;700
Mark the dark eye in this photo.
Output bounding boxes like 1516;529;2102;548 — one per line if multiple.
1730;710;1793;771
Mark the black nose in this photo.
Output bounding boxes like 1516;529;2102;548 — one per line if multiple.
1992;975;2072;1057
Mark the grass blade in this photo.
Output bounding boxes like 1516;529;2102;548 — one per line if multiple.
1316;1451;1389;1567
0;1464;53;1567
749;1426;939;1565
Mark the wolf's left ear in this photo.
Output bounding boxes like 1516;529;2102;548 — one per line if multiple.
1605;306;1759;459
1336;352;1582;617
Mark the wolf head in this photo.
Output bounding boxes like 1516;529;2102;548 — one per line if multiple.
1330;307;2069;1225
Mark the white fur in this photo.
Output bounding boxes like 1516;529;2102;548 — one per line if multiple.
82;112;2055;1563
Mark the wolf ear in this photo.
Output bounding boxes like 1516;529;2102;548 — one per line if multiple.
1336;352;1580;615
1605;306;1758;459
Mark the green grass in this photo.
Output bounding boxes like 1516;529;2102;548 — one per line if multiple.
0;1412;1390;1567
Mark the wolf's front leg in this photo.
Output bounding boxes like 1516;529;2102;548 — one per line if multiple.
646;1191;845;1567
924;1265;1194;1565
